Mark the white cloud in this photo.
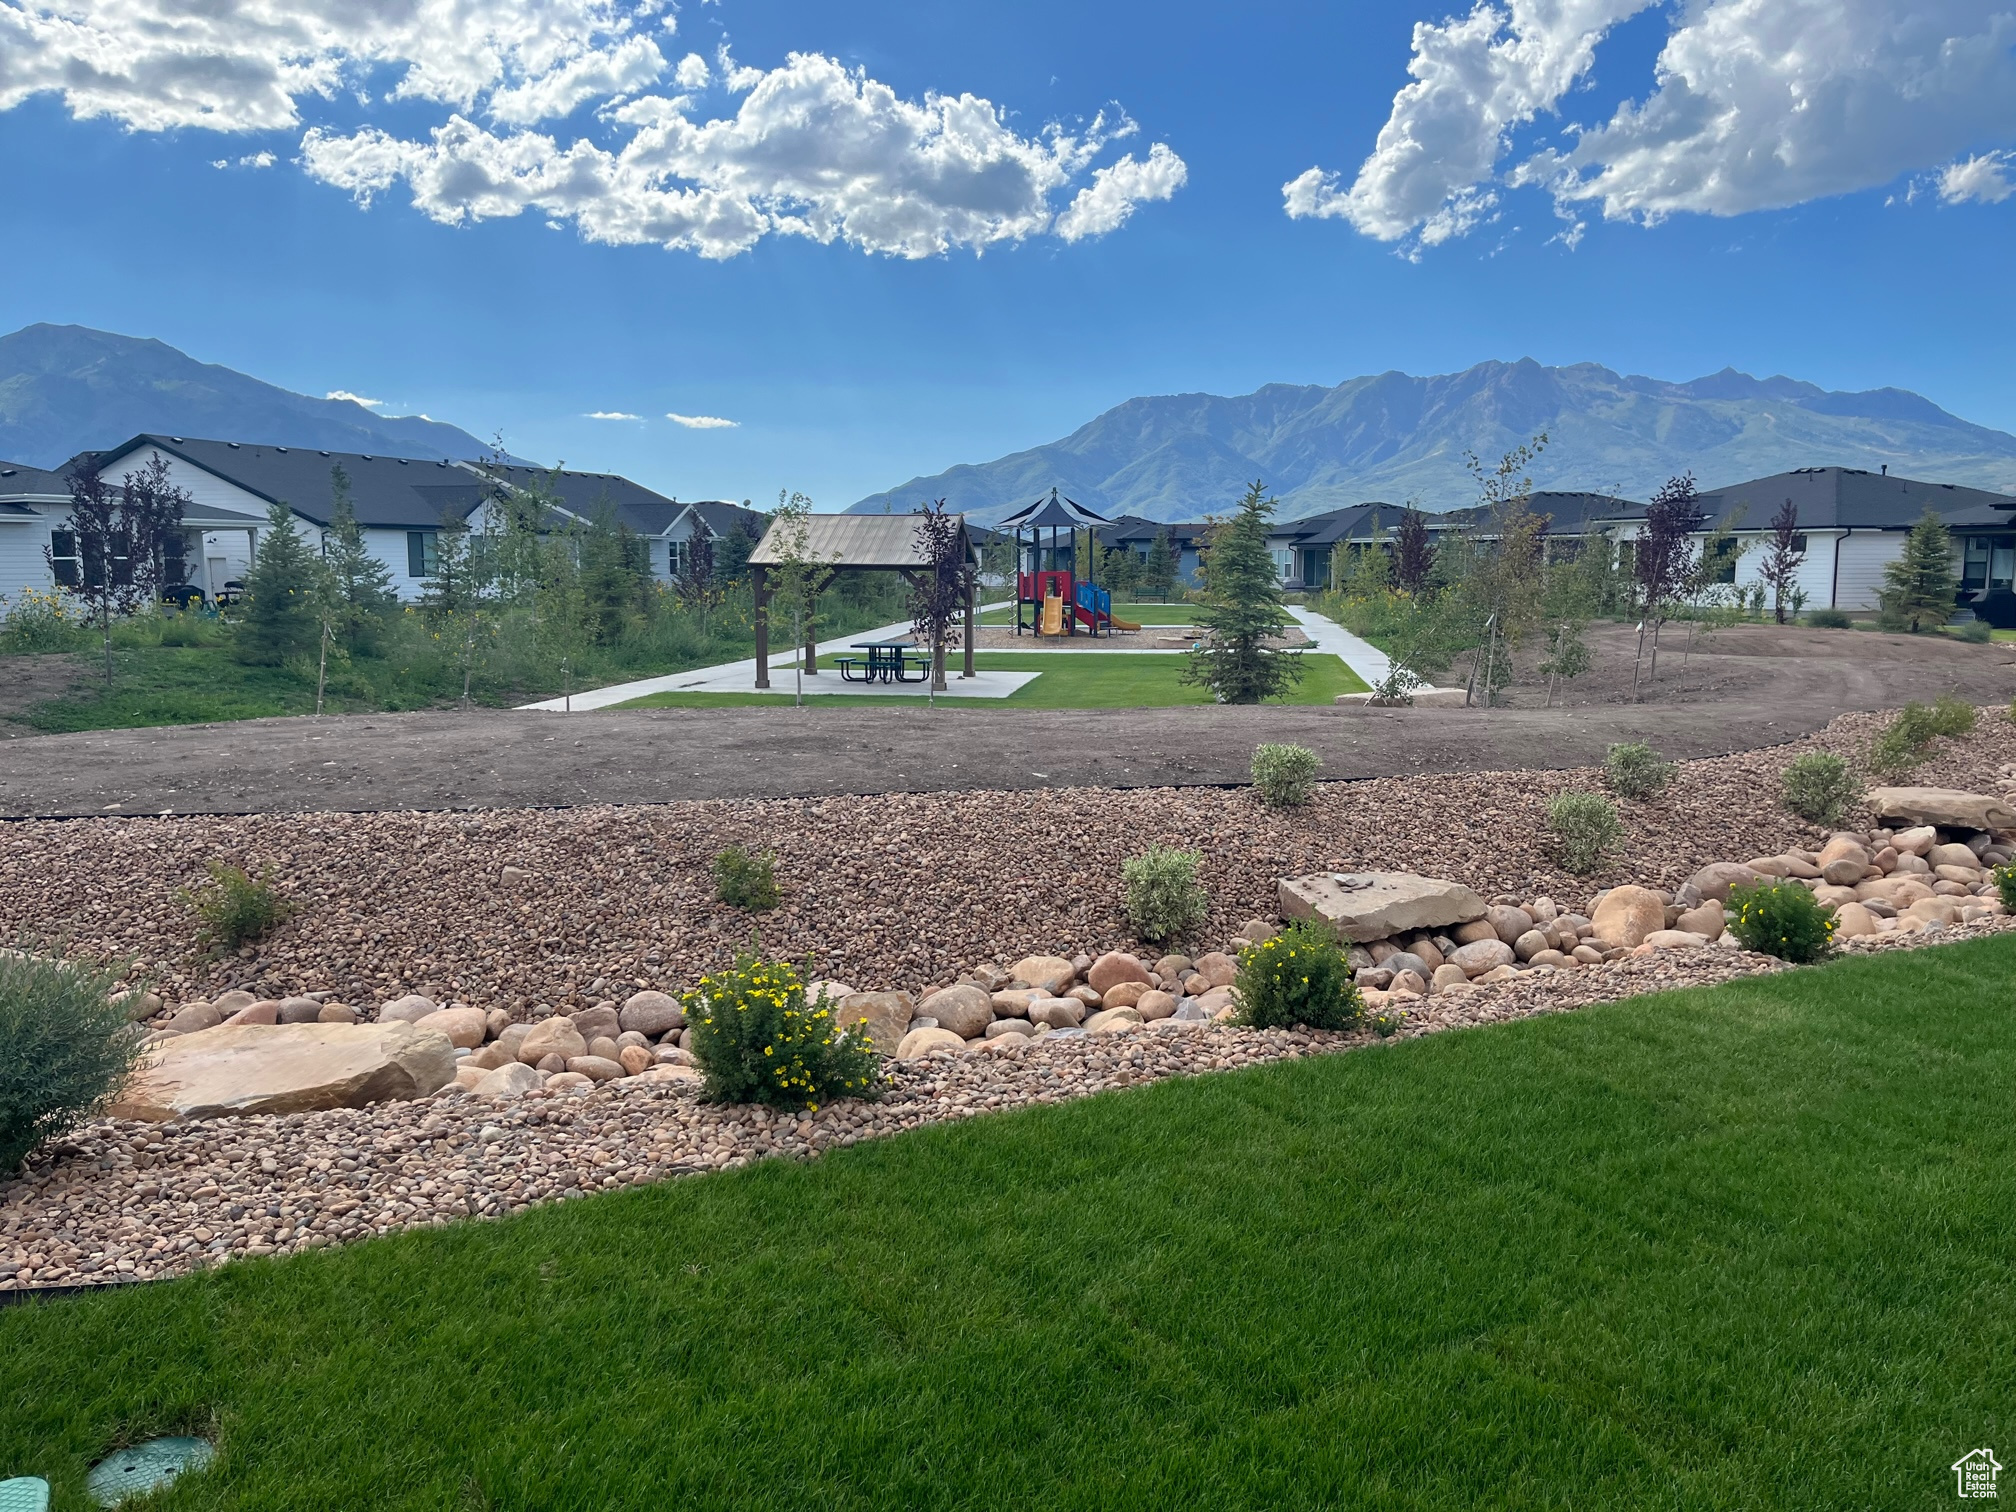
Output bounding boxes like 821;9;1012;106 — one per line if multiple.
1294;0;2016;251
666;412;736;429
586;409;641;419
1054;142;1188;241
325;389;383;408
673;51;710;90
213;150;277;169
0;3;1181;260
0;0;667;133
1939;149;2016;204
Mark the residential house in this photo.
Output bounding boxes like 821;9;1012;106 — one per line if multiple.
0;435;761;609
1094;515;1212;587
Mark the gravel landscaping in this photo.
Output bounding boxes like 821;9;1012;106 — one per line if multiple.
3;702;2013;1296
3;911;2009;1296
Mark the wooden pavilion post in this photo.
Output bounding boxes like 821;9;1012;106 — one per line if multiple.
751;563;770;689
803;589;818;676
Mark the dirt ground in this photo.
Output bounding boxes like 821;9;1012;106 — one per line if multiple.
0;623;2009;818
0;651;85;737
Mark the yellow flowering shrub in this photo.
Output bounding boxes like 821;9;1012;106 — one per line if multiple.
1726;880;1836;964
1234;922;1362;1031
681;951;880;1110
0;586;90;653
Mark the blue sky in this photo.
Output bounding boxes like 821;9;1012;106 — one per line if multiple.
1;0;2013;507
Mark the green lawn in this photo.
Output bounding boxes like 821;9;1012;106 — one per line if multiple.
617;650;1367;710
4;939;2013;1509
978;601;1201;626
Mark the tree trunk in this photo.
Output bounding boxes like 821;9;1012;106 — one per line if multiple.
793;611;803;707
1631;619;1647;700
315;618;330;716
1647;617;1663;684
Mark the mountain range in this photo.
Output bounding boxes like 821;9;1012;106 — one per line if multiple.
0;324;493;468
848;359;2016;522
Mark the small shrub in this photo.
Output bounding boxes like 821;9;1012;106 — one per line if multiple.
712;847;779;911
1366;1003;1409;1039
1367;664;1422;706
1806;609;1853;629
178;861;294;953
1867;696;1978;777
1234;923;1362;1031
1251;742;1321;807
681;950;879;1111
1726;880;1836;964
1122;846;1208;942
1603;741;1676;799
1955;618;1993;644
1546;791;1623;875
0;949;148;1172
1993;864;2016;912
1780;752;1858;827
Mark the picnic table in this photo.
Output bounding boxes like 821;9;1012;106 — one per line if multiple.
838;640;929;684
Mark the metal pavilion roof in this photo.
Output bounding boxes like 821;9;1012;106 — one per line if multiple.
995;488;1109;532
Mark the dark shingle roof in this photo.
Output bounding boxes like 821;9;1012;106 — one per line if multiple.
1697;467;2016;530
1097;515;1212;548
0;460;74;500
80;435;490;529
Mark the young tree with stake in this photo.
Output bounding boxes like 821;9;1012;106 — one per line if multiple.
910;499;975;701
762;491;835;708
1632;472;1705;695
1758;498;1806;625
1392;504;1434;595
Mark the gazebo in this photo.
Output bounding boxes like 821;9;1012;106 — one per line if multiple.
996;488;1111;637
746;513;978;690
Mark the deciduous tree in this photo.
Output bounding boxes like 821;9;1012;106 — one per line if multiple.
909;499;975;698
1758;498;1806;625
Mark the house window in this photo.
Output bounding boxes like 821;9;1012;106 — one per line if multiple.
1790;534;1808;556
407;531;438;579
668;539;687;578
1301;548;1328;586
49;529;81;587
1271;547;1293;582
1962;536;2012;592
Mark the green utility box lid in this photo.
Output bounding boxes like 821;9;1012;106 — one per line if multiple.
0;1477;50;1512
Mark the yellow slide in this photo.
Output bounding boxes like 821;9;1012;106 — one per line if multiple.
1039;592;1065;635
1108;613;1142;632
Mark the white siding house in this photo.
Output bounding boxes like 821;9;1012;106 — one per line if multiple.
0;435;767;613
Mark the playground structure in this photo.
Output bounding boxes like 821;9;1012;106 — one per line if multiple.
997;488;1142;638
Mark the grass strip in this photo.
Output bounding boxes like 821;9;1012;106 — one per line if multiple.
2;938;2012;1509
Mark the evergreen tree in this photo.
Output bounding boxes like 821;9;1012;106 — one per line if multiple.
1143;528;1179;600
422;508;478;618
235;499;325;666
716;513;762;583
577;504;651;644
1880;506;1960;632
1183;481;1302;704
322;465;397;651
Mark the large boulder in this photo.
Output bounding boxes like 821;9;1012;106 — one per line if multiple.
1276;872;1487;943
1590;886;1666;949
111;1021;456;1121
1086;952;1152;995
1866;787;2016;833
1029;996;1085;1029
832;991;916;1056
918;984;993;1039
568;1004;622;1043
426;1006;490;1050
1815;837;1869;886
378;994;438;1024
619;990;686;1038
1485;905;1534;944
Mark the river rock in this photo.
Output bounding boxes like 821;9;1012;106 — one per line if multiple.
1866;787;2016;832
1086;1007;1144;1033
1927;842;1983;870
517;1018;587;1066
426;1006;490;1050
473;1062;542;1099
1134;989;1178;1021
379;994;437;1025
566;1055;626;1082
1591;885;1666;949
275;996;322;1025
1028;997;1085;1029
1010;956;1077;994
212;989;257;1015
1640;929;1712;951
316;1002;358;1024
1891;825;1938;856
1276;871;1487;943
1816;838;1870;885
1832;902;1879;939
1102;981;1149;1010
1087;952;1153;994
165;1002;222;1035
1675;901;1725;937
1486;905;1534;944
919;983;994;1039
1448;939;1515;976
984;1018;1036;1039
618;990;686;1038
221;1000;279;1027
569;1004;622;1043
833;991;916;1056
111;1021;456;1121
896;1027;967;1060
1194;952;1237;988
